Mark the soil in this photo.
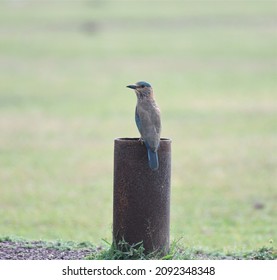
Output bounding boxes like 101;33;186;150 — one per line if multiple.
0;240;95;260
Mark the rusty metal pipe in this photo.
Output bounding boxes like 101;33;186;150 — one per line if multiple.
113;138;171;254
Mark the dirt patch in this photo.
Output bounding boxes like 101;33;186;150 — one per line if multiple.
0;240;95;260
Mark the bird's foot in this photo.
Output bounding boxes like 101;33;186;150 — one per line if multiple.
138;138;144;145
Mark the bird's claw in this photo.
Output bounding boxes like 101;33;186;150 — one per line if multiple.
138;138;144;145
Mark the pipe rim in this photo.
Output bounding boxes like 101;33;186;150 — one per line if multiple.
115;137;171;142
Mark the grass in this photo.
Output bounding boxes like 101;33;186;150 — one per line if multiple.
0;235;95;251
0;0;276;254
1;236;276;260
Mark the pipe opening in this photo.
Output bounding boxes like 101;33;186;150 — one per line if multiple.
115;137;171;142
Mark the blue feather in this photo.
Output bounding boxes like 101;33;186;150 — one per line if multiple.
147;148;159;170
135;107;142;134
144;141;159;171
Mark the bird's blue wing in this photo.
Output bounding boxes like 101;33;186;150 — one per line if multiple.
136;106;159;171
144;141;159;170
135;106;142;134
147;146;159;170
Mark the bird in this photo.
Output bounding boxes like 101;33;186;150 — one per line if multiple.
126;81;161;171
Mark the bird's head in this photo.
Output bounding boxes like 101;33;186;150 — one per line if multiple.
126;81;153;99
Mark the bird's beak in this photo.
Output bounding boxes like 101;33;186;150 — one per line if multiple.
126;84;137;89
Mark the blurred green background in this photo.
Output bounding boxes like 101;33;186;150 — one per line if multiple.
0;0;276;252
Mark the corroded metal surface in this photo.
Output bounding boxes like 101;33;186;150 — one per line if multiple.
113;138;171;254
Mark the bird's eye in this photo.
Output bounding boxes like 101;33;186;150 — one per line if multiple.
141;85;145;88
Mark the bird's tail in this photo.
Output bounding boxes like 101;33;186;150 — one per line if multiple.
147;149;159;171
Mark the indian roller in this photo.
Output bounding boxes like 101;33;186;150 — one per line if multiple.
126;81;161;171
